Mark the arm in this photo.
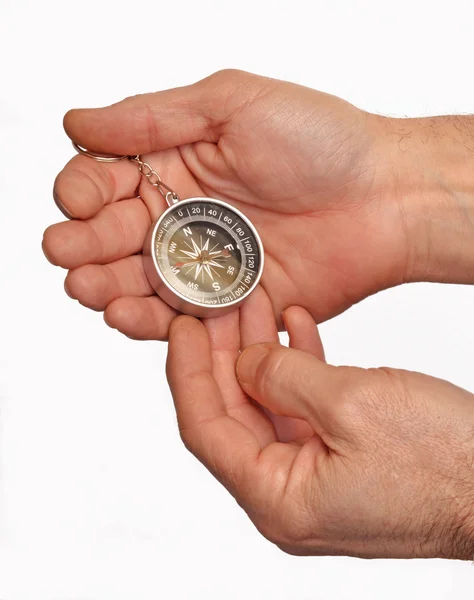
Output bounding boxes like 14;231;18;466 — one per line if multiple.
377;114;474;284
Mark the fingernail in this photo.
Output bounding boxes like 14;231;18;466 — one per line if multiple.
53;189;75;220
236;345;271;385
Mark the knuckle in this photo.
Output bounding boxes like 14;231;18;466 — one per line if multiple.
259;512;311;552
252;509;290;547
94;161;115;198
331;366;368;417
178;427;195;454
323;366;388;437
329;366;414;442
250;493;314;551
371;365;407;389
200;68;261;105
275;543;310;556
255;348;284;395
207;68;247;83
363;366;411;413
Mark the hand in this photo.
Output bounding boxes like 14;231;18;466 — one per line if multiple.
167;294;474;559
41;70;474;339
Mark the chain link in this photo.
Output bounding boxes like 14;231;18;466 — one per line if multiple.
131;156;180;205
72;143;180;206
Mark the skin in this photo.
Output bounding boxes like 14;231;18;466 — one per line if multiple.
167;297;474;560
42;70;474;558
42;70;474;339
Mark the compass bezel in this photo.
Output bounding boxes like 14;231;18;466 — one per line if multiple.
142;197;264;318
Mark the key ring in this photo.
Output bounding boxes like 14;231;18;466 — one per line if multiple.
72;142;180;205
72;142;129;163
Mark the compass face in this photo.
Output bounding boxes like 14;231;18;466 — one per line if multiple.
149;198;263;311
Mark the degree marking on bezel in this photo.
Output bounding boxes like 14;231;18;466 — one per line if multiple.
150;197;263;311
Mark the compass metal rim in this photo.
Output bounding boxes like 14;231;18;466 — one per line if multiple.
142;197;264;318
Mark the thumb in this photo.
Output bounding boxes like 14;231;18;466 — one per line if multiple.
236;343;359;446
63;69;265;156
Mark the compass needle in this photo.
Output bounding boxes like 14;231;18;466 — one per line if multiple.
208;260;224;269
190;237;201;256
180;249;199;259
194;263;203;280
203;264;214;280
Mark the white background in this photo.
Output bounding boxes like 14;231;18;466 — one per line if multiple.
1;0;474;598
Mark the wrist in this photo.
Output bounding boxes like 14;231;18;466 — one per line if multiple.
454;513;474;561
445;476;474;561
374;115;474;284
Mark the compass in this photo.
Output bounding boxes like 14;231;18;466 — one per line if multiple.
142;197;264;317
71;144;264;318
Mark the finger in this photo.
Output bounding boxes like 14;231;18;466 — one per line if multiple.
42;198;150;269
241;293;314;443
47;150;206;269
239;285;279;348
203;310;241;404
239;287;291;442
168;316;228;428
167;316;261;491
54;154;141;220
104;296;176;341
281;307;324;442
63;70;267;155
236;344;357;448
283;306;326;361
203;307;277;448
65;255;154;311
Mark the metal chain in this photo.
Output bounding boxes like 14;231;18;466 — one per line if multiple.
71;143;180;206
131;156;180;206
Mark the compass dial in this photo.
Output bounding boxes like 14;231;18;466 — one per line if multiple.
143;198;264;317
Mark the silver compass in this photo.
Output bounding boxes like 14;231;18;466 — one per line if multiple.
72;144;264;318
142;197;264;317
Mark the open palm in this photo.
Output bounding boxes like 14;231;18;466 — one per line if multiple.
43;69;409;338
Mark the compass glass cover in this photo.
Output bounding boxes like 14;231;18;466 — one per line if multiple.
153;199;262;307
